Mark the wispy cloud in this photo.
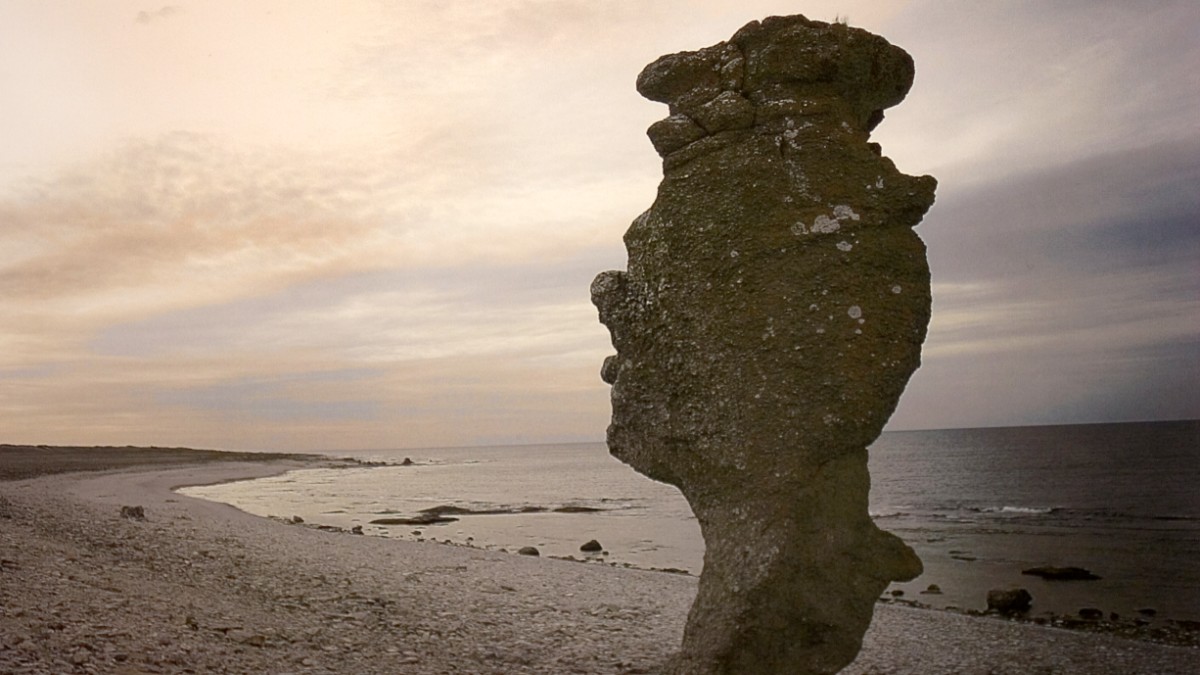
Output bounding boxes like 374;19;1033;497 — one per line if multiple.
1;1;1196;447
135;6;182;25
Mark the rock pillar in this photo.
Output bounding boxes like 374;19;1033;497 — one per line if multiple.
591;15;934;674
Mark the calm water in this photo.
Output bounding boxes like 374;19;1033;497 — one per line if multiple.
182;420;1200;622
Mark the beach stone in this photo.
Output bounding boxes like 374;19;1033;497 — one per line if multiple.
987;588;1034;616
517;546;540;557
592;14;932;675
580;540;603;553
120;505;146;521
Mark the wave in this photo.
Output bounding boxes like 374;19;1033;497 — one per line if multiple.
976;505;1059;515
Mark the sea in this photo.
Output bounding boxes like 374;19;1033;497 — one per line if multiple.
181;420;1200;624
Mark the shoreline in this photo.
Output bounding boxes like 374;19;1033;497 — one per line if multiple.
181;446;1200;642
265;509;1200;650
1;448;1197;673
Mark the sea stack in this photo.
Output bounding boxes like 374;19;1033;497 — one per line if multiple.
591;15;934;674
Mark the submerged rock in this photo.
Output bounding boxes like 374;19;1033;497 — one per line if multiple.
592;14;934;674
1022;565;1102;581
368;515;458;526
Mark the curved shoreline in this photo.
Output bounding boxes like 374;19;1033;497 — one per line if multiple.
1;452;1197;673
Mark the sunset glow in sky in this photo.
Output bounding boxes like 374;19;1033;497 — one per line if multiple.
2;1;1197;450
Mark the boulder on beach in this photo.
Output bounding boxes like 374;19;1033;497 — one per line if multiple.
517;546;540;557
580;539;603;553
119;505;146;521
987;588;1033;615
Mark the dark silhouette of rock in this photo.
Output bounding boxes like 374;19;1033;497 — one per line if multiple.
369;514;458;526
580;539;603;553
592;14;933;674
517;546;540;556
987;588;1033;615
400;457;414;466
120;505;145;521
1022;565;1101;581
1079;608;1104;621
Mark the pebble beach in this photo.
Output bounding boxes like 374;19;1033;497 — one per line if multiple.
1;447;1196;674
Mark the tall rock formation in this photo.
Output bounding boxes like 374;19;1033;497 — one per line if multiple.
591;15;934;674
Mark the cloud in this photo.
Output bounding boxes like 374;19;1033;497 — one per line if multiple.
0;132;406;373
135;5;182;25
889;139;1200;429
875;0;1200;183
0;121;624;448
2;1;1197;448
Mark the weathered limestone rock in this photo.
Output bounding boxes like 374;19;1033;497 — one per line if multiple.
591;15;934;674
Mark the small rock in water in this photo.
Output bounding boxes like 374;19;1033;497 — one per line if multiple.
580;539;603;553
350;525;363;535
1021;565;1101;581
1078;608;1104;621
921;584;942;595
986;588;1033;615
291;515;304;524
517;546;540;556
1137;608;1158;617
401;457;414;466
554;505;603;513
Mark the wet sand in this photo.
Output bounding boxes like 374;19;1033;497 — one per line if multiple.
1;447;1196;673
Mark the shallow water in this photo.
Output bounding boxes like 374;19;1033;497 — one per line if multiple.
182;420;1200;622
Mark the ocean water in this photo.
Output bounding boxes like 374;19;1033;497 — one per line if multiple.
182;420;1199;623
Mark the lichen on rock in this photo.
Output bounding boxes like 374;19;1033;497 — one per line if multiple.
592;14;935;674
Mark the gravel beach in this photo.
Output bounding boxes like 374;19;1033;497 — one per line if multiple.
1;449;1196;674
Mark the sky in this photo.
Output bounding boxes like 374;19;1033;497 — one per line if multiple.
1;0;1197;451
